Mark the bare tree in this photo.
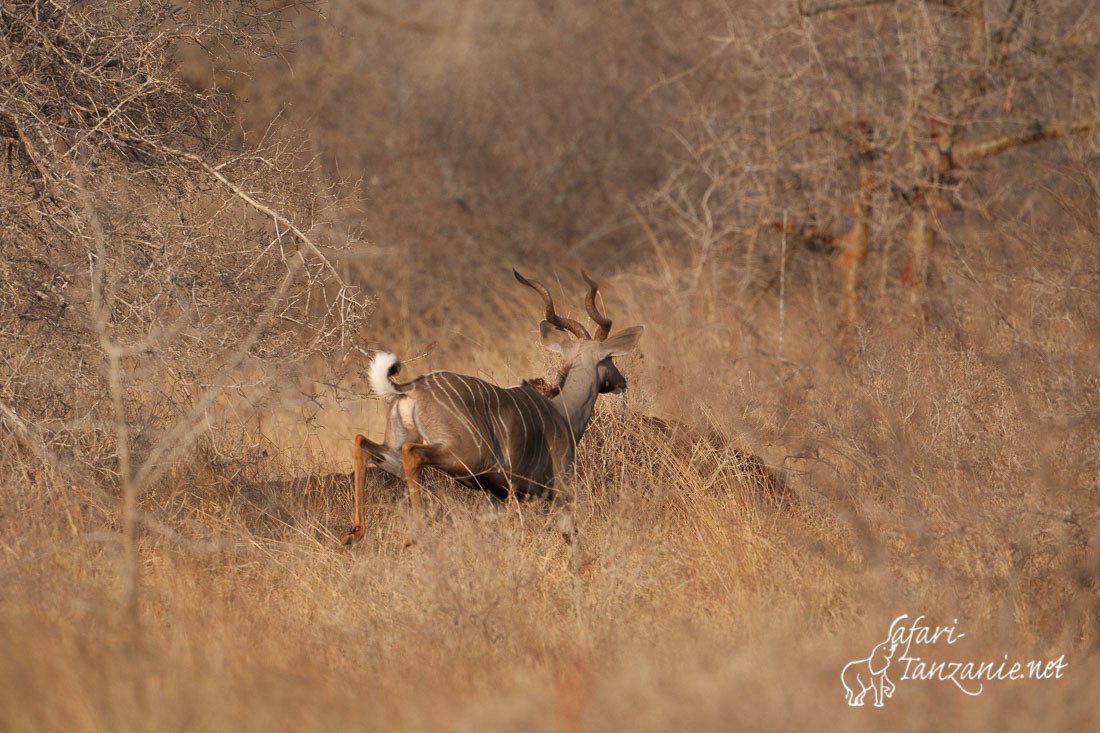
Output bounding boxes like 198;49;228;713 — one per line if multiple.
632;0;1098;333
0;0;368;605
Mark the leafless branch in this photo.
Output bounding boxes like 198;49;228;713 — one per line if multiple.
797;0;895;17
953;118;1099;166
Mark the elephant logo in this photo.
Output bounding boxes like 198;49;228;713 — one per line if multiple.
841;636;898;707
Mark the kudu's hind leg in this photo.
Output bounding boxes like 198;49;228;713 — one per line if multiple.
400;442;431;513
362;438;402;477
342;434;372;545
400;443;449;546
400;442;458;512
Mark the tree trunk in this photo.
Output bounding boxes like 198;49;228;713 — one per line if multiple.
905;192;936;326
837;163;875;327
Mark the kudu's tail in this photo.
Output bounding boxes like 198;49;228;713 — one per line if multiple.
368;352;405;400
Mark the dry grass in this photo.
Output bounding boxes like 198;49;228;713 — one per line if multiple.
3;265;1098;730
3;1;1100;730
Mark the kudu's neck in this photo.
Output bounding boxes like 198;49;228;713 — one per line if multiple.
550;354;601;444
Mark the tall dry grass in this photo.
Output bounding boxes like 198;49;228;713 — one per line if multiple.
4;1;1099;731
3;249;1097;730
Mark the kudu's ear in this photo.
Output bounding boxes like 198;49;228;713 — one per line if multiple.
599;325;643;358
539;319;580;357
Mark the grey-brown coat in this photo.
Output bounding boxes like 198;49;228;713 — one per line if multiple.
342;270;642;545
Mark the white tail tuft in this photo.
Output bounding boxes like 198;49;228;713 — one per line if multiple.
368;352;402;400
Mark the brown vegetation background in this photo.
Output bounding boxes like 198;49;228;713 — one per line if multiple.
2;1;1098;730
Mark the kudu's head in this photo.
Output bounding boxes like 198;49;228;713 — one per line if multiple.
513;269;643;395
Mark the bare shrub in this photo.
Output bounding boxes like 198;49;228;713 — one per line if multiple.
630;0;1100;326
0;0;368;485
2;2;1099;730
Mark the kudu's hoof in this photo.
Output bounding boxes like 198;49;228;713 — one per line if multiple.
557;509;576;541
341;525;364;546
